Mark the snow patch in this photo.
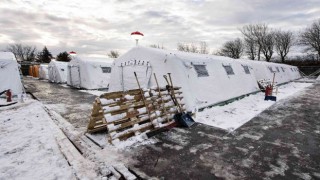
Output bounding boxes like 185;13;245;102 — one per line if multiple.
196;82;313;131
0;100;74;179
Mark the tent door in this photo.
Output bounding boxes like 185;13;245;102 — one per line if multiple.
120;64;152;91
69;66;81;88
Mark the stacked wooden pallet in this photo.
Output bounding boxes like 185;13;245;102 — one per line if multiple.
87;87;184;143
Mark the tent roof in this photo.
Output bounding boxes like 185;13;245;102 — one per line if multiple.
0;52;16;61
49;60;68;66
75;56;114;65
123;46;234;63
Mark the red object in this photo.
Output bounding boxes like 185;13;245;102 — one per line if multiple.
265;85;273;96
69;51;76;54
131;31;144;36
6;89;12;102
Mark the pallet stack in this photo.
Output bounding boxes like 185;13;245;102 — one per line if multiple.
87;87;185;143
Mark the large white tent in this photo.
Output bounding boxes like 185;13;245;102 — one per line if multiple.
39;64;49;80
248;61;301;84
67;56;113;89
109;47;261;111
0;52;24;96
48;61;68;83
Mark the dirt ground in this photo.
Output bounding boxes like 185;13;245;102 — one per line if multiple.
125;82;320;179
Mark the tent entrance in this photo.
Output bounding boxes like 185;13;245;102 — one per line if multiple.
69;66;81;88
120;63;152;91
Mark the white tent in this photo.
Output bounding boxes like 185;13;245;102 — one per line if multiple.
39;64;49;80
48;61;68;83
109;47;260;111
0;52;24;96
67;56;113;89
248;61;301;84
317;75;320;81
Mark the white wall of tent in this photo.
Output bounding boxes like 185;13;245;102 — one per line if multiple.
1;48;302;106
0;52;24;96
108;47;302;112
67;56;113;90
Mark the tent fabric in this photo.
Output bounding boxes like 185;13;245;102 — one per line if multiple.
109;47;261;111
0;52;24;95
248;61;301;84
67;56;113;89
48;61;68;83
317;75;320;81
39;64;49;79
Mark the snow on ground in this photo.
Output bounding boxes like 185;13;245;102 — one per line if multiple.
58;84;69;88
196;82;313;131
80;89;108;96
0;99;75;179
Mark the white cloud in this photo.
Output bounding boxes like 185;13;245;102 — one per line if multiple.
0;0;319;56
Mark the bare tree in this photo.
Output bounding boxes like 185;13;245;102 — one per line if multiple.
240;24;269;60
299;19;320;57
189;43;198;53
199;41;209;54
107;50;119;58
177;43;190;52
177;42;207;54
6;44;37;61
274;30;294;62
260;32;275;62
244;38;257;60
217;38;244;59
150;44;165;49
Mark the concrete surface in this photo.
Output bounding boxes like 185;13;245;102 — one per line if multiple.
23;77;96;132
125;82;320;179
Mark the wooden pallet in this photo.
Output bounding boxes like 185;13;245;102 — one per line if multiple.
87;87;185;143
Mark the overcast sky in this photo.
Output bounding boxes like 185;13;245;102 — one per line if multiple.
0;0;319;57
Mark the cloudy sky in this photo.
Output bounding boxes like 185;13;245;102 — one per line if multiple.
0;0;319;57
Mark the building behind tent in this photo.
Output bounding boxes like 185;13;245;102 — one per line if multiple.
48;61;68;83
0;52;24;96
67;56;113;89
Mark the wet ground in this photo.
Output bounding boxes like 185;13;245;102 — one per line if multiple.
23;77;96;132
24;77;320;179
126;82;320;179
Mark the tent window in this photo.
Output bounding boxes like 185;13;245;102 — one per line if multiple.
193;65;209;77
276;67;280;72
223;65;235;75
242;65;250;74
268;67;274;73
101;67;111;73
61;69;65;71
281;67;285;72
291;68;294;72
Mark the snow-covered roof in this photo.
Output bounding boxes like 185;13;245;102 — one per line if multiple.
0;52;16;61
76;56;114;64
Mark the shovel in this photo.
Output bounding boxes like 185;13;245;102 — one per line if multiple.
165;73;195;128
